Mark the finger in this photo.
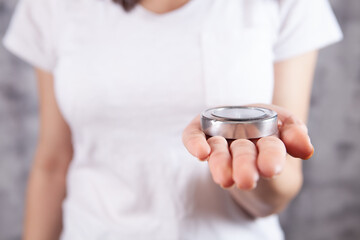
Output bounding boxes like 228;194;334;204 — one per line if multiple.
182;115;211;160
230;139;259;190
280;115;314;159
207;136;234;188
247;104;314;159
256;136;287;179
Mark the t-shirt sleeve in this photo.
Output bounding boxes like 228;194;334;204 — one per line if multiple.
2;0;57;72
273;0;343;62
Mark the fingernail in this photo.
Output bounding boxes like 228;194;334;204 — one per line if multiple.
198;155;209;161
263;174;279;181
304;148;315;160
220;183;233;189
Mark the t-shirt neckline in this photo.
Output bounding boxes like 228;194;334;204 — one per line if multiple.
133;0;199;18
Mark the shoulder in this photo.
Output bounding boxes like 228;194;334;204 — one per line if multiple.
277;0;334;15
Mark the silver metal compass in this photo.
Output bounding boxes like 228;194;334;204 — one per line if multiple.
201;106;278;140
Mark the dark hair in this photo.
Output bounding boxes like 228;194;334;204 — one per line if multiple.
112;0;141;11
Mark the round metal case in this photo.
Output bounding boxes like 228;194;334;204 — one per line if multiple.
201;106;278;140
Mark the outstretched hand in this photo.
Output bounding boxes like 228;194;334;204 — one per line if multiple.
182;104;314;190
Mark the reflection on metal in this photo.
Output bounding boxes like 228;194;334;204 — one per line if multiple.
201;106;278;139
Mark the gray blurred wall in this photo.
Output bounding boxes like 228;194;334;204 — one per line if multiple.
0;0;359;239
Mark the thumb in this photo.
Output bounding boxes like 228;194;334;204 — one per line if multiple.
280;115;314;159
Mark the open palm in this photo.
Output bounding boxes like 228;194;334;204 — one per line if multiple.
182;104;314;190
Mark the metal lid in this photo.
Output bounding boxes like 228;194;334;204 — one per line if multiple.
201;106;278;139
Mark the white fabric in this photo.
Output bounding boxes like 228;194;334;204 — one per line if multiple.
3;0;342;239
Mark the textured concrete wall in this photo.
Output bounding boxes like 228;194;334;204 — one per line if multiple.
280;0;360;239
0;0;359;239
0;1;39;239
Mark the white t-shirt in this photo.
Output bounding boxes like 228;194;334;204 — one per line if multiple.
3;0;342;239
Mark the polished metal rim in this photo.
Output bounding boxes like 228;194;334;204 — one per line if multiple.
201;106;278;140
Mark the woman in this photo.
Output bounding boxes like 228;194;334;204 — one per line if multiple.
3;0;342;239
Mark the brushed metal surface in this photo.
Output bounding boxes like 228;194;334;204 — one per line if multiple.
201;106;278;139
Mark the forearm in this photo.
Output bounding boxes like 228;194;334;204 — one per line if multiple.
23;160;67;240
227;154;303;218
